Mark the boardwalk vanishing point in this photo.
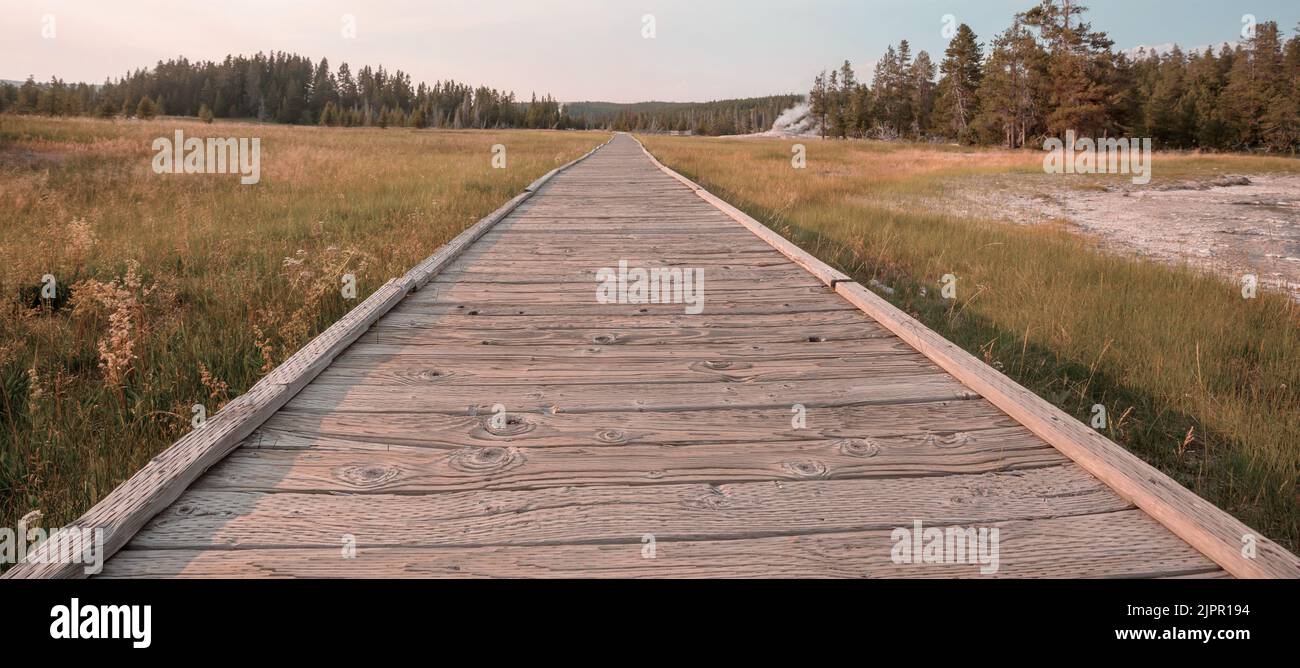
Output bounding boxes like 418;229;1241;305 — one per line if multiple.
8;134;1300;578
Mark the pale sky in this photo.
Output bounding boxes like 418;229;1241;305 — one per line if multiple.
3;0;1298;102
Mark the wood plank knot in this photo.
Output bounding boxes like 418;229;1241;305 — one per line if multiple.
448;446;525;475
339;464;401;489
835;438;881;458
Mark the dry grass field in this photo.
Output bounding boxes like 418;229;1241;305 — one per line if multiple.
0;115;605;534
641;134;1300;551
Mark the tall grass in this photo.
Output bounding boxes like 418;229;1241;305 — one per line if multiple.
0;115;605;534
641;134;1300;552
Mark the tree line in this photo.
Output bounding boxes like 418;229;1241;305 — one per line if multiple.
0;52;585;129
810;1;1300;152
565;96;803;135
0;51;800;136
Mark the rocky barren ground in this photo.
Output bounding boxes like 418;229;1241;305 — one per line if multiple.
951;173;1300;299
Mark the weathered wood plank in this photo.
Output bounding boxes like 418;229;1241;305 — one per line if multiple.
634;133;1300;577
426;276;828;294
284;373;978;414
129;465;1130;549
370;302;860;318
320;337;936;387
361;323;890;347
448;253;798;269
408;286;840;307
80;132;1288;580
309;351;940;387
484;224;755;233
453;248;790;264
495;223;743;232
5;135;614;579
376;306;878;329
835;282;1300;579
258;398;1019;449
197;425;1065;494
100;510;1218;579
2;276;416;577
331;339;917;368
432;267;818;284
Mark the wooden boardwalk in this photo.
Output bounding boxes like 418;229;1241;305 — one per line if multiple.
10;134;1299;578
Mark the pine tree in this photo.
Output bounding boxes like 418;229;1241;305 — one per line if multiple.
337;62;357;110
871;46;900;137
973;18;1049;147
1021;0;1091;49
1249;22;1297;151
933;24;984;142
1270;28;1300;152
199;78;215;116
831;61;857;138
14;76;39;113
893;41;916;136
36;79;58;115
826;69;842;138
1158;48;1198;146
910;51;937;137
809;71;829;138
135;96;157;119
850;83;872;137
309;58;335;123
198;102;214;123
1023;1;1116;138
1185;48;1228;149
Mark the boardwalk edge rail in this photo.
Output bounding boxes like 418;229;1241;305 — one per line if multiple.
632;133;1300;579
2;136;614;579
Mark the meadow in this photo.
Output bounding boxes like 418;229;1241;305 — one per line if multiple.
0;115;604;535
640;134;1300;551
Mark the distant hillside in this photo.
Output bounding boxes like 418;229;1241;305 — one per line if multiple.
565;95;802;135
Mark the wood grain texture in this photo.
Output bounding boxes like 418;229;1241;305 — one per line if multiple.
283;374;978;414
2;276;412;578
3;136;612;579
362;322;890;347
309;351;942;387
632;133;1300;578
130;465;1130;549
68;132;1285;579
101;510;1218;579
197;426;1066;493
254;398;1022;450
835;282;1300;579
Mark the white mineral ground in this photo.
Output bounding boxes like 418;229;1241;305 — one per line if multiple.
724;102;1300;300
948;173;1300;300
